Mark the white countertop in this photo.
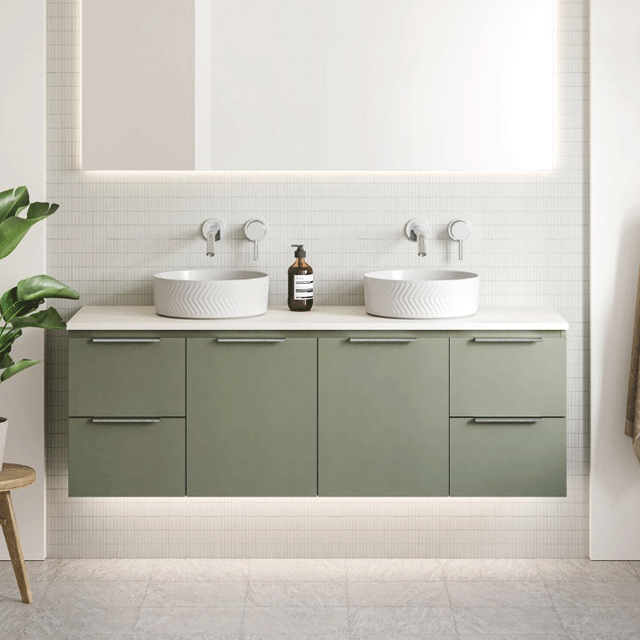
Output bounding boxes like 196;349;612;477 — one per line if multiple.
67;306;569;331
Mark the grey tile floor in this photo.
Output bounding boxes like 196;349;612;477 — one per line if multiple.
0;559;639;639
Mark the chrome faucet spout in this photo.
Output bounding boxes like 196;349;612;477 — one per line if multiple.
405;218;430;258
206;230;216;257
202;218;226;258
416;230;427;257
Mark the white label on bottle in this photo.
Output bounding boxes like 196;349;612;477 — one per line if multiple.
294;274;314;300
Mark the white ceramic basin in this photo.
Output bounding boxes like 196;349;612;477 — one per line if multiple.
154;270;269;319
364;269;479;319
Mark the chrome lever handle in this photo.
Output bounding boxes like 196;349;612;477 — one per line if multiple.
244;218;268;261
91;338;160;343
448;219;472;261
472;418;542;424
473;338;542;343
91;418;161;424
348;338;417;344
216;338;285;344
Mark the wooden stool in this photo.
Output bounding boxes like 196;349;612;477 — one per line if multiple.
0;463;36;604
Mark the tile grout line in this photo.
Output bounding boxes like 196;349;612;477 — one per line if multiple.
443;580;461;640
541;579;569;637
344;558;351;636
240;573;248;637
130;582;148;636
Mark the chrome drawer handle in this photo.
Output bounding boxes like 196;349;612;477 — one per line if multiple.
473;338;542;343
216;338;285;344
91;338;160;343
91;418;161;424
348;338;417;344
473;418;542;424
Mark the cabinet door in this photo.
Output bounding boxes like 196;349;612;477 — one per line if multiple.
318;337;449;497
450;337;566;418
187;337;317;496
69;418;185;497
69;336;185;417
450;417;566;497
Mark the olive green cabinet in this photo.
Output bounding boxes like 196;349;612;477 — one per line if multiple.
68;418;186;497
449;335;567;497
69;336;185;417
449;417;566;497
450;337;566;418
68;335;187;497
318;337;449;497
187;337;317;497
68;330;567;498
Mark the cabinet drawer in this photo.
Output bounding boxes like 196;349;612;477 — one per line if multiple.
450;337;565;417
68;418;185;497
318;337;449;497
450;417;566;497
69;336;185;417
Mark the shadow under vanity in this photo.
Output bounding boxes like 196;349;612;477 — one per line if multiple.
66;306;567;499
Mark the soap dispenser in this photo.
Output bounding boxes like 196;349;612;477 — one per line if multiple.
288;244;313;311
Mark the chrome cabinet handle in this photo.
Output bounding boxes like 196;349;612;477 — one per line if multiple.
472;418;542;424
348;338;417;344
91;418;161;424
91;338;160;344
473;338;542;343
216;338;285;344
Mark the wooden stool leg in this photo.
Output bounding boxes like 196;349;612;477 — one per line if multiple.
0;491;32;604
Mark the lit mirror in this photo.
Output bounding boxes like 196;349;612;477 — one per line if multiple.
82;0;554;171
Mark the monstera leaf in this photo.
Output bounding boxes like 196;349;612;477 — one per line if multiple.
0;328;21;363
0;186;29;223
1;359;40;382
16;275;79;302
0;187;59;260
0;287;42;323
0;186;80;385
12;307;66;330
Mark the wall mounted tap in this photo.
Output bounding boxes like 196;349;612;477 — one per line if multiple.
405;218;429;257
202;218;226;257
448;219;472;260
244;218;268;260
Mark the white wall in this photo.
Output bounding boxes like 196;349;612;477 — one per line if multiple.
0;0;47;560
590;0;640;560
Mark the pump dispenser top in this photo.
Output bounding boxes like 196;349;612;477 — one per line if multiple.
291;244;306;258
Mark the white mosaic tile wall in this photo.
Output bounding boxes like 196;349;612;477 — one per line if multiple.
45;0;589;558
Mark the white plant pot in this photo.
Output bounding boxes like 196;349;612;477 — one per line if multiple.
0;417;7;469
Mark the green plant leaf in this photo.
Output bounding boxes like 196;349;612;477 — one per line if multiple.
0;186;29;224
0;354;13;368
0;205;59;260
0;287;43;323
26;202;58;219
1;358;40;382
12;307;66;330
16;274;79;301
0;327;22;364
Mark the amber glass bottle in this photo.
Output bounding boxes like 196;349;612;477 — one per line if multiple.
288;244;313;311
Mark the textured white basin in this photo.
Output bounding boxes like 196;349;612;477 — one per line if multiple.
154;270;269;319
364;269;479;319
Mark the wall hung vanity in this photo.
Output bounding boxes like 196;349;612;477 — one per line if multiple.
67;306;568;499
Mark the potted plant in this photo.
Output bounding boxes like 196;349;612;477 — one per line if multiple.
0;186;79;467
